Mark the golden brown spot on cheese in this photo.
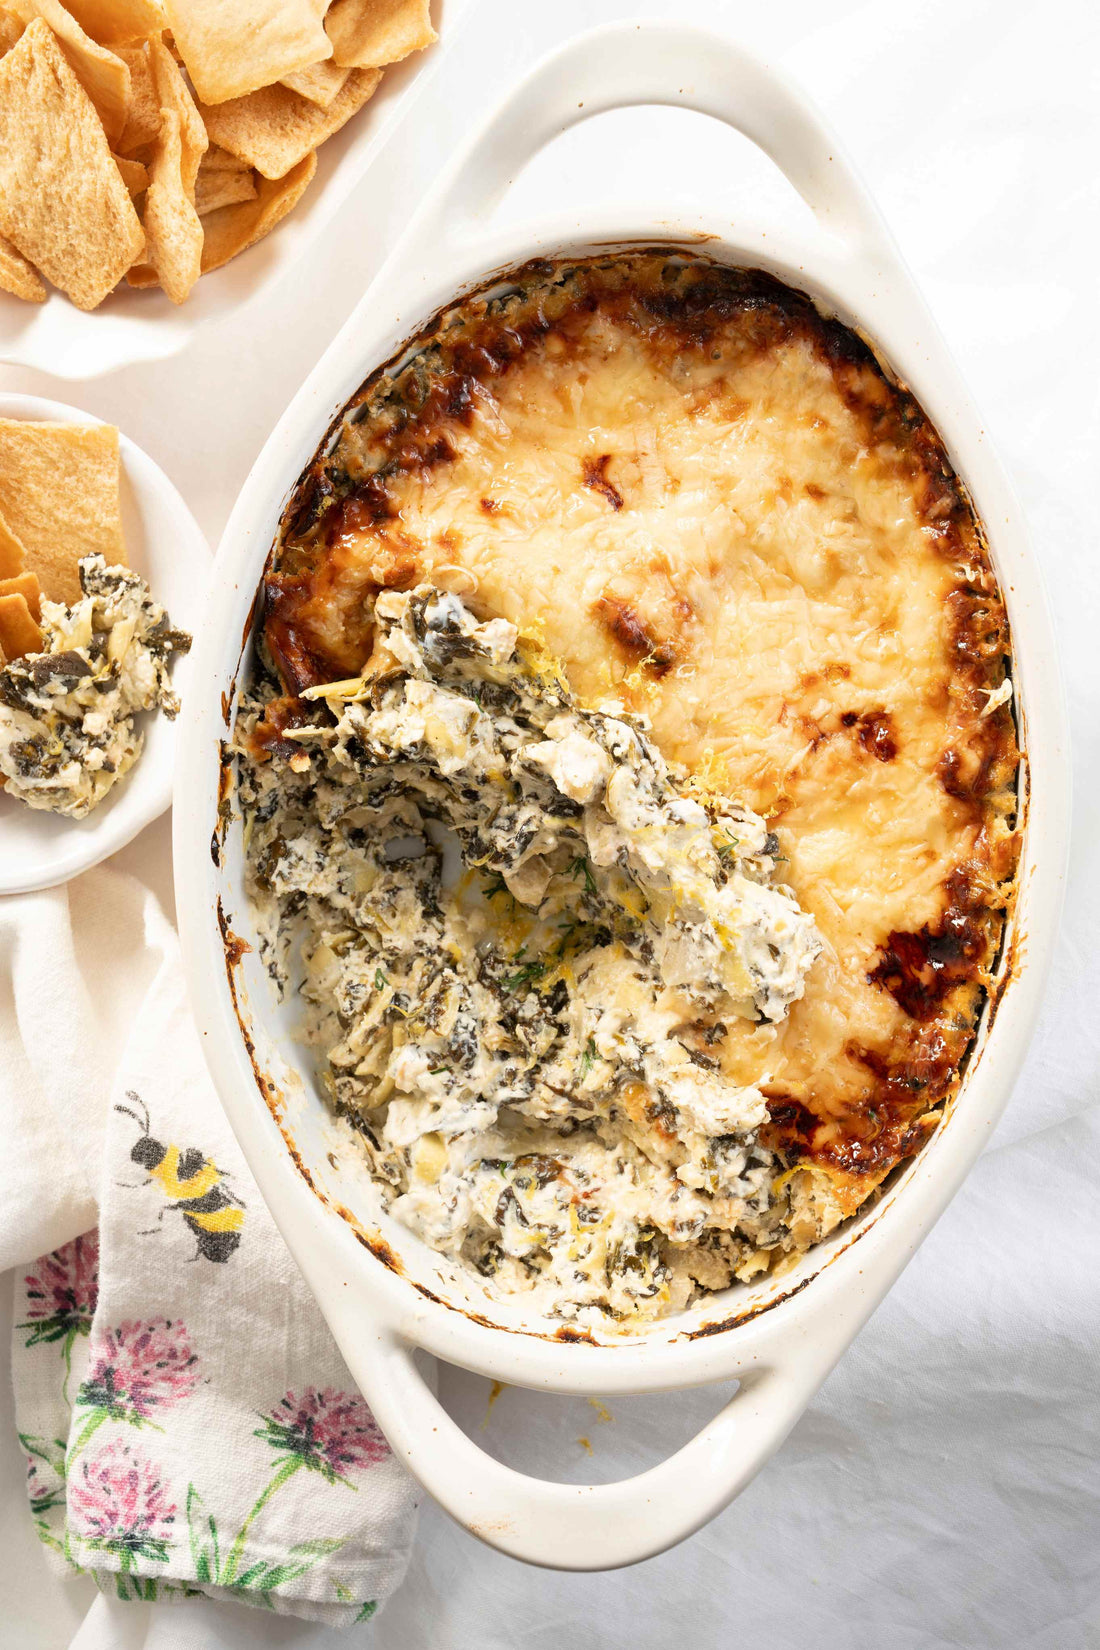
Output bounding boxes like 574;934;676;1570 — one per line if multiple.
581;453;624;510
841;708;898;763
868;867;989;1022
593;595;677;678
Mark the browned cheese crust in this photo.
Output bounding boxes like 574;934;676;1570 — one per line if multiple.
255;252;1019;1245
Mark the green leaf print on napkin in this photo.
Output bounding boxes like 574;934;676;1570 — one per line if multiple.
19;1235;99;1403
187;1387;390;1604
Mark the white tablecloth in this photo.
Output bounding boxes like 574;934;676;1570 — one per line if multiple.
3;0;1098;1644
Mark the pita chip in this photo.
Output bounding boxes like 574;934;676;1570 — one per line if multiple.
0;8;22;51
199;68;380;180
114;39;159;151
194;160;256;216
148;33;206;192
162;0;332;106
127;36;205;300
0;570;41;620
0;231;45;302
112;152;149;196
0;592;41;656
129;109;201;302
0;504;28;577
324;0;436;69
201;143;251;172
0;21;143;310
0;419;126;603
60;0;165;48
6;0;132;145
200;150;316;274
279;57;349;107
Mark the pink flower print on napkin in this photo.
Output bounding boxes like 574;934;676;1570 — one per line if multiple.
20;1437;69;1564
217;1388;391;1589
25;1449;66;1518
70;1320;199;1461
70;1440;177;1572
20;1234;100;1396
256;1387;390;1484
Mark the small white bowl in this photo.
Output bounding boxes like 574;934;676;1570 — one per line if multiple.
0;394;209;895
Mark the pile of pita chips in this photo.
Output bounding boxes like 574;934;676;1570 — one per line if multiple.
0;0;437;310
0;417;125;665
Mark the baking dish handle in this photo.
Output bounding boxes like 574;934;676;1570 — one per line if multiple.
424;19;894;263
349;1331;817;1569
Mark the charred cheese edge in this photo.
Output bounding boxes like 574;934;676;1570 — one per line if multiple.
252;252;1019;1280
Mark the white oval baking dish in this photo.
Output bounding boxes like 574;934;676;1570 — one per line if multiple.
175;22;1069;1571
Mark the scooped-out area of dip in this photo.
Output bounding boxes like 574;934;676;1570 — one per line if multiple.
240;585;821;1324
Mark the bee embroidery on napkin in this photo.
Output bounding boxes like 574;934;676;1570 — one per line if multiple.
116;1092;245;1263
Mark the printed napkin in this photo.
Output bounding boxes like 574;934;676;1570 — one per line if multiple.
2;863;419;1626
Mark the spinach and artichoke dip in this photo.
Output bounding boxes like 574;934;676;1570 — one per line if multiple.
237;251;1019;1329
0;555;190;817
241;586;820;1322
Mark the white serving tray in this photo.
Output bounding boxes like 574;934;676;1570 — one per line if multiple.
0;0;474;380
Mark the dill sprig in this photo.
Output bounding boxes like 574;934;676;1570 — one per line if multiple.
569;855;597;895
501;959;546;993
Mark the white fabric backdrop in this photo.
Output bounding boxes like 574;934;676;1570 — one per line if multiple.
2;0;1097;1643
